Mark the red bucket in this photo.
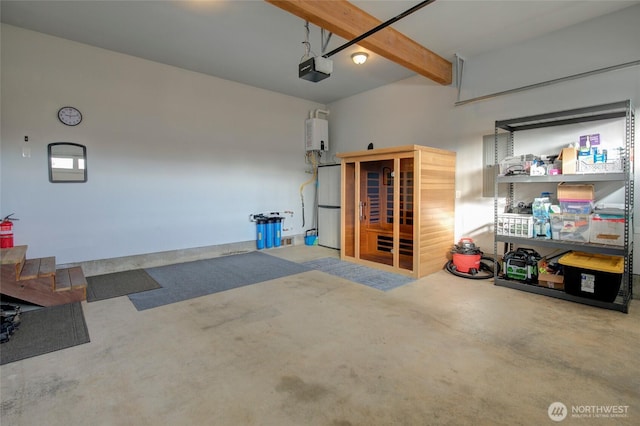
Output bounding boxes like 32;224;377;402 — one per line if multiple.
452;252;481;273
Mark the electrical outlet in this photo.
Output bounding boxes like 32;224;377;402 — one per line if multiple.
455;190;461;199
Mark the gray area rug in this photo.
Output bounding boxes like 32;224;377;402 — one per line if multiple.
302;257;414;291
86;269;162;302
0;302;90;365
129;251;311;311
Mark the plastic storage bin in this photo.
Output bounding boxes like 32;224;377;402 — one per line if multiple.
558;252;624;302
305;228;318;246
549;213;563;240
559;200;593;214
554;213;590;242
590;213;625;246
496;214;534;238
576;157;623;174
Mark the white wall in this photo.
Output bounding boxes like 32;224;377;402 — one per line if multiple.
0;25;324;264
327;5;640;257
2;5;639;268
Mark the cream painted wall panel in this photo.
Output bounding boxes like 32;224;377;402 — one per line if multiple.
1;25;324;264
459;4;640;100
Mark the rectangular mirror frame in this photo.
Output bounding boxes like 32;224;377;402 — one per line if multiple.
48;142;88;183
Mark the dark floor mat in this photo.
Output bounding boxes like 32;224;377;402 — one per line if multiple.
0;302;90;365
86;269;162;302
129;251;310;311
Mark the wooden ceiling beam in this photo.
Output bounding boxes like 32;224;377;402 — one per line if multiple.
265;0;452;85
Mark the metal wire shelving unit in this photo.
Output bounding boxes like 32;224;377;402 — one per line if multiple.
493;100;635;313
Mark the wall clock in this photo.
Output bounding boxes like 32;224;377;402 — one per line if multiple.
57;106;82;126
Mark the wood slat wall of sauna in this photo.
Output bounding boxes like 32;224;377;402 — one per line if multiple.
418;149;456;277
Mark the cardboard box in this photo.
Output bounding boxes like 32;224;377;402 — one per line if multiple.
538;258;564;290
538;274;564;290
559;147;578;174
557;183;594;200
579;133;600;149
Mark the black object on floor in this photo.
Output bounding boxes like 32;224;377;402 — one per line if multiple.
1;304;22;343
129;251;311;311
87;269;162;302
0;302;90;365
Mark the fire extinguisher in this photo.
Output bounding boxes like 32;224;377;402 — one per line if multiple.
0;214;18;249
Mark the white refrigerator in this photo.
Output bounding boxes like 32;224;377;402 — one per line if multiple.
317;164;341;249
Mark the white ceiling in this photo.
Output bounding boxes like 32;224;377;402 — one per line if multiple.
1;0;638;104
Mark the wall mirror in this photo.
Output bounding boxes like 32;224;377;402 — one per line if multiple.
48;142;87;183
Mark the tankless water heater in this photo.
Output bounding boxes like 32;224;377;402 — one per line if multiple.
305;118;329;152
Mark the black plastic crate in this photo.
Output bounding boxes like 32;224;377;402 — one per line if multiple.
559;252;623;303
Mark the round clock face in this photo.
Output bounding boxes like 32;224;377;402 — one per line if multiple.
58;106;82;126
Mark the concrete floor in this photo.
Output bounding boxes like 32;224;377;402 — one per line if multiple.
1;245;638;425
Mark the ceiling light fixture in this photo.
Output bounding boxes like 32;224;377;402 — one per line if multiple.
351;52;369;65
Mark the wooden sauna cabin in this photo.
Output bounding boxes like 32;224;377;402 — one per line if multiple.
337;145;456;279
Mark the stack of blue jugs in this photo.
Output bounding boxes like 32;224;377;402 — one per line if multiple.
255;214;283;249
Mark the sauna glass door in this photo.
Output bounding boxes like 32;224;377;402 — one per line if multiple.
360;160;394;266
357;158;414;270
397;157;414;271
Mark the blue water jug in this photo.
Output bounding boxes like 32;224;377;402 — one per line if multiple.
256;218;267;249
273;217;282;247
265;218;275;248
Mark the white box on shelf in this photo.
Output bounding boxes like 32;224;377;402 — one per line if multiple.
497;213;534;238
